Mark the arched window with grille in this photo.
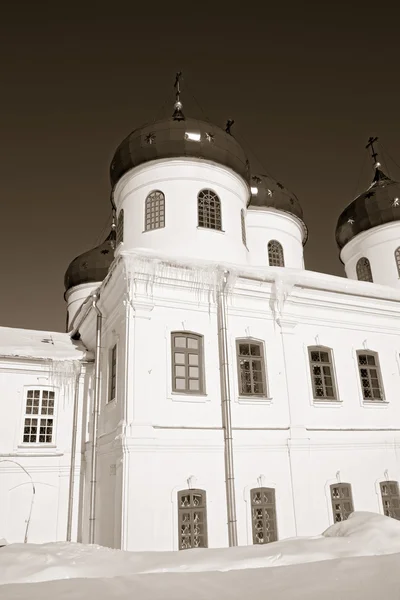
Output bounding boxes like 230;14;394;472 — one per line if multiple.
116;209;124;245
197;189;222;230
177;489;208;549
356;257;373;282
267;240;284;266
145;190;165;231
330;483;354;522
241;209;247;247
395;247;400;277
250;487;278;544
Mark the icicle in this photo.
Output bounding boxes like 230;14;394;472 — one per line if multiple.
46;359;81;409
271;273;297;322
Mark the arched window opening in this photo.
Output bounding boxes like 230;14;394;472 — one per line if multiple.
178;489;208;549
268;240;284;267
395;247;400;277
356;257;373;282
356;350;384;401
241;209;247;247
308;347;337;400
145;190;165;231
171;332;204;394
250;487;278;544
197;189;222;230
236;339;267;396
116;209;124;245
330;483;354;522
380;481;400;520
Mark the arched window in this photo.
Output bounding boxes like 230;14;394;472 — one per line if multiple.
236;339;267;396
250;487;278;544
171;332;204;394
116;209;124;245
330;483;354;522
178;489;208;549
395;247;400;277
240;209;247;246
356;257;373;282
197;189;222;230
380;481;400;520
308;346;337;400
356;350;384;401
145;190;165;231
268;240;285;267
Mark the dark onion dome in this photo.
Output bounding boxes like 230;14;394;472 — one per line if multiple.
64;229;116;292
336;167;400;249
109;117;250;188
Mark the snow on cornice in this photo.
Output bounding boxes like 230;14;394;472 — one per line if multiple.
0;327;88;361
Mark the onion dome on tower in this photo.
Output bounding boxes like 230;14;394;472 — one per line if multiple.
64;229;116;292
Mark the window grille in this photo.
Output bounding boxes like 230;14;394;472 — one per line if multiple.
116;209;124;245
22;389;55;444
109;344;117;402
197;189;222;230
330;483;354;522
267;240;285;266
380;481;400;520
241;209;247;246
236;340;267;396
145;190;165;231
308;347;336;400
356;257;373;282
250;487;278;544
178;489;208;549
171;332;204;394
395;247;400;277
356;351;384;401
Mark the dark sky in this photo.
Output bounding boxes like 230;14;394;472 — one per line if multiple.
1;1;400;332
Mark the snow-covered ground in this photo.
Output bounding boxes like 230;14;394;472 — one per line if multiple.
1;512;400;599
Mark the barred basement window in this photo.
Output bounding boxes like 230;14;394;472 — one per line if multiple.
241;209;247;246
116;209;124;245
330;483;354;522
308;347;337;400
109;344;117;402
395;247;400;277
356;257;373;282
22;389;55;444
250;487;278;544
145;190;165;231
197;189;222;230
171;332;204;394
267;240;285;267
236;339;267;396
178;489;208;550
356;351;384;401
380;481;400;520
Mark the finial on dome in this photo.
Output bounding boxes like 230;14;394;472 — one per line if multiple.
172;71;185;121
366;136;380;169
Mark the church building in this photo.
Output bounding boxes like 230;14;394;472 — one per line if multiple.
2;78;400;551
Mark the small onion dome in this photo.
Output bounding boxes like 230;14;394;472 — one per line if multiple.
64;229;116;292
336;167;400;249
110;117;250;187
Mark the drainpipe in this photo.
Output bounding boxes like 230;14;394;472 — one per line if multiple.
217;270;238;546
66;363;83;541
89;294;103;544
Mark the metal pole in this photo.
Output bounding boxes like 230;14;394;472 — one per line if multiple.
89;296;102;544
217;270;238;546
66;365;82;541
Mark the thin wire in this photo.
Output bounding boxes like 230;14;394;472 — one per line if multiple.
380;143;400;176
181;77;211;122
94;211;113;247
235;131;277;180
352;151;368;200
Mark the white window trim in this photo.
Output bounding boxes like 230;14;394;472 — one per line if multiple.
170;480;210;551
232;336;272;404
303;343;342;406
19;386;58;447
352;347;388;407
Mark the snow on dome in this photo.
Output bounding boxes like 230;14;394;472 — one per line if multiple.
0;326;87;361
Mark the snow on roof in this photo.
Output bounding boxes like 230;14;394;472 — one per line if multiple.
0;326;87;361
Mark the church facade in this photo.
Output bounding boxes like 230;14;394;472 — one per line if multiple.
2;87;400;551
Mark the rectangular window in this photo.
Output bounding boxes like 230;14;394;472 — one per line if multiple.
178;489;208;550
236;340;267;396
308;347;336;400
109;344;117;402
23;389;55;444
380;481;400;520
251;487;278;544
357;351;384;400
171;333;204;394
330;483;354;522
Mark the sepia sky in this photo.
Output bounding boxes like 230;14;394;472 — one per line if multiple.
1;1;400;332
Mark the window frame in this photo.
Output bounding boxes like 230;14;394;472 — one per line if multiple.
395;247;400;277
236;339;268;398
307;346;337;401
171;332;205;395
240;209;247;247
356;257;373;282
250;487;278;544
109;344;117;403
144;190;165;232
356;350;385;402
267;240;285;267
330;483;354;522
116;209;124;245
197;189;222;231
21;387;56;445
380;481;400;520
177;488;208;550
